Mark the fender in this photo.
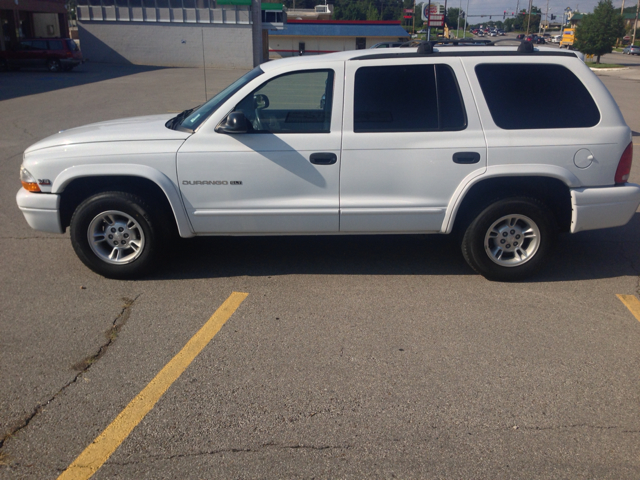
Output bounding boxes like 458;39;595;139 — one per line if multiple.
441;164;582;234
52;164;195;238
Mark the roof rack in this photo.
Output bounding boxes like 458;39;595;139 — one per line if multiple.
399;38;536;55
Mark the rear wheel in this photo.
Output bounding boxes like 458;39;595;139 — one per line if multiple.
47;58;61;72
461;197;557;282
70;192;162;279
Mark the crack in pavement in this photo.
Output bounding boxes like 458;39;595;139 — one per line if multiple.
105;443;354;465
0;295;141;451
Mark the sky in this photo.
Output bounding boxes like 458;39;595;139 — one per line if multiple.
441;0;632;16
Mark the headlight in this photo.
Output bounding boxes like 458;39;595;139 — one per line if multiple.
20;165;41;192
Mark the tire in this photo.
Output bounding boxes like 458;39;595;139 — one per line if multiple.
47;58;61;72
70;192;162;279
461;197;557;282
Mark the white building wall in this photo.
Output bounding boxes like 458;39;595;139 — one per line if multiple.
269;35;404;58
79;22;253;68
33;13;61;38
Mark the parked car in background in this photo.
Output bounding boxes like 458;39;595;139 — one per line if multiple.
370;42;404;49
535;37;546;44
0;38;83;72
551;35;562;43
622;45;640;55
516;34;525;40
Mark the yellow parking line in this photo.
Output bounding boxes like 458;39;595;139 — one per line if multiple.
58;292;249;480
616;294;640;322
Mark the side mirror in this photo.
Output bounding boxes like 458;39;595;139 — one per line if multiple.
216;112;248;134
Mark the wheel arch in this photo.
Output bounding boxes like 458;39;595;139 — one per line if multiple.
445;172;575;235
55;165;194;238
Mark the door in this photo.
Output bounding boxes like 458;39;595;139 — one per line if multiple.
339;59;487;233
177;65;343;234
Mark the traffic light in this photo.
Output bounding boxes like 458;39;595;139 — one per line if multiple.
550;14;556;20
503;11;506;19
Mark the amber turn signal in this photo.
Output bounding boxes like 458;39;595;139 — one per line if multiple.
21;180;41;192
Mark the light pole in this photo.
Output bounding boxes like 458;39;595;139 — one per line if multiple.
633;0;639;45
463;0;469;37
457;0;462;37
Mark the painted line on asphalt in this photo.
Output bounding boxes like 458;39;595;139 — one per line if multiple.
57;291;249;480
616;294;640;322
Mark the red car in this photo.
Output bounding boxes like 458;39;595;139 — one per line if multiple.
0;38;83;72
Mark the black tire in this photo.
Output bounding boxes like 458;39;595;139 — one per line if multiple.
461;197;557;282
70;192;162;279
47;58;61;72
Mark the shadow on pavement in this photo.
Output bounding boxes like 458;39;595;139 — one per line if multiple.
0;62;166;102
148;213;640;283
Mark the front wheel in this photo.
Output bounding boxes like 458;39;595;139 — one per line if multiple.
70;192;162;279
461;198;557;282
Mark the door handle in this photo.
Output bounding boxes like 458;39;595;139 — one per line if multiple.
453;152;481;164
310;152;337;165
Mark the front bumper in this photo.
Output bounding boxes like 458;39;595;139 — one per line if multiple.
16;188;63;234
571;183;640;233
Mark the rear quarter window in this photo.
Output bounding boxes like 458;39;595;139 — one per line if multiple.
475;63;600;129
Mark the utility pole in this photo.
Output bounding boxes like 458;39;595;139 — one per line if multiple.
526;0;533;34
426;0;431;41
463;0;469;37
633;0;639;45
457;0;462;37
621;0;626;14
251;0;262;66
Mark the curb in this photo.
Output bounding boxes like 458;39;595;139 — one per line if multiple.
590;67;630;71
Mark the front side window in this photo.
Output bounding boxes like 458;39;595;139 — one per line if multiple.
177;66;264;131
354;64;467;132
475;63;600;129
233;69;334;134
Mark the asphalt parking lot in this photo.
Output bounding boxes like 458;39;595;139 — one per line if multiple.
1;56;640;479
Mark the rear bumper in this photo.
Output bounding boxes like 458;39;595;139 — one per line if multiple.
16;188;63;234
571;184;640;233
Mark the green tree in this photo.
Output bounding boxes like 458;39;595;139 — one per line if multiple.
574;0;625;63
446;7;461;29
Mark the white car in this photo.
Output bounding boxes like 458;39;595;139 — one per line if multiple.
17;42;640;281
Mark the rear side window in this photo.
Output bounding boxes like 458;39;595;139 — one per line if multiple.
354;64;467;132
48;40;64;50
475;63;600;129
66;40;80;51
31;40;47;50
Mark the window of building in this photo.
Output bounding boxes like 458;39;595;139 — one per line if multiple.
353;64;467;132
233;69;334;134
356;37;366;49
475;63;601;129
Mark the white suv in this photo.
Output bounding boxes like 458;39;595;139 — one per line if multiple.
16;43;640;281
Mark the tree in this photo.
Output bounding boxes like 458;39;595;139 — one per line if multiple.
446;7;461;29
574;0;625;63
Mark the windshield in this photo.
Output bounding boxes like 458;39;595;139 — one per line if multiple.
178;66;264;131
